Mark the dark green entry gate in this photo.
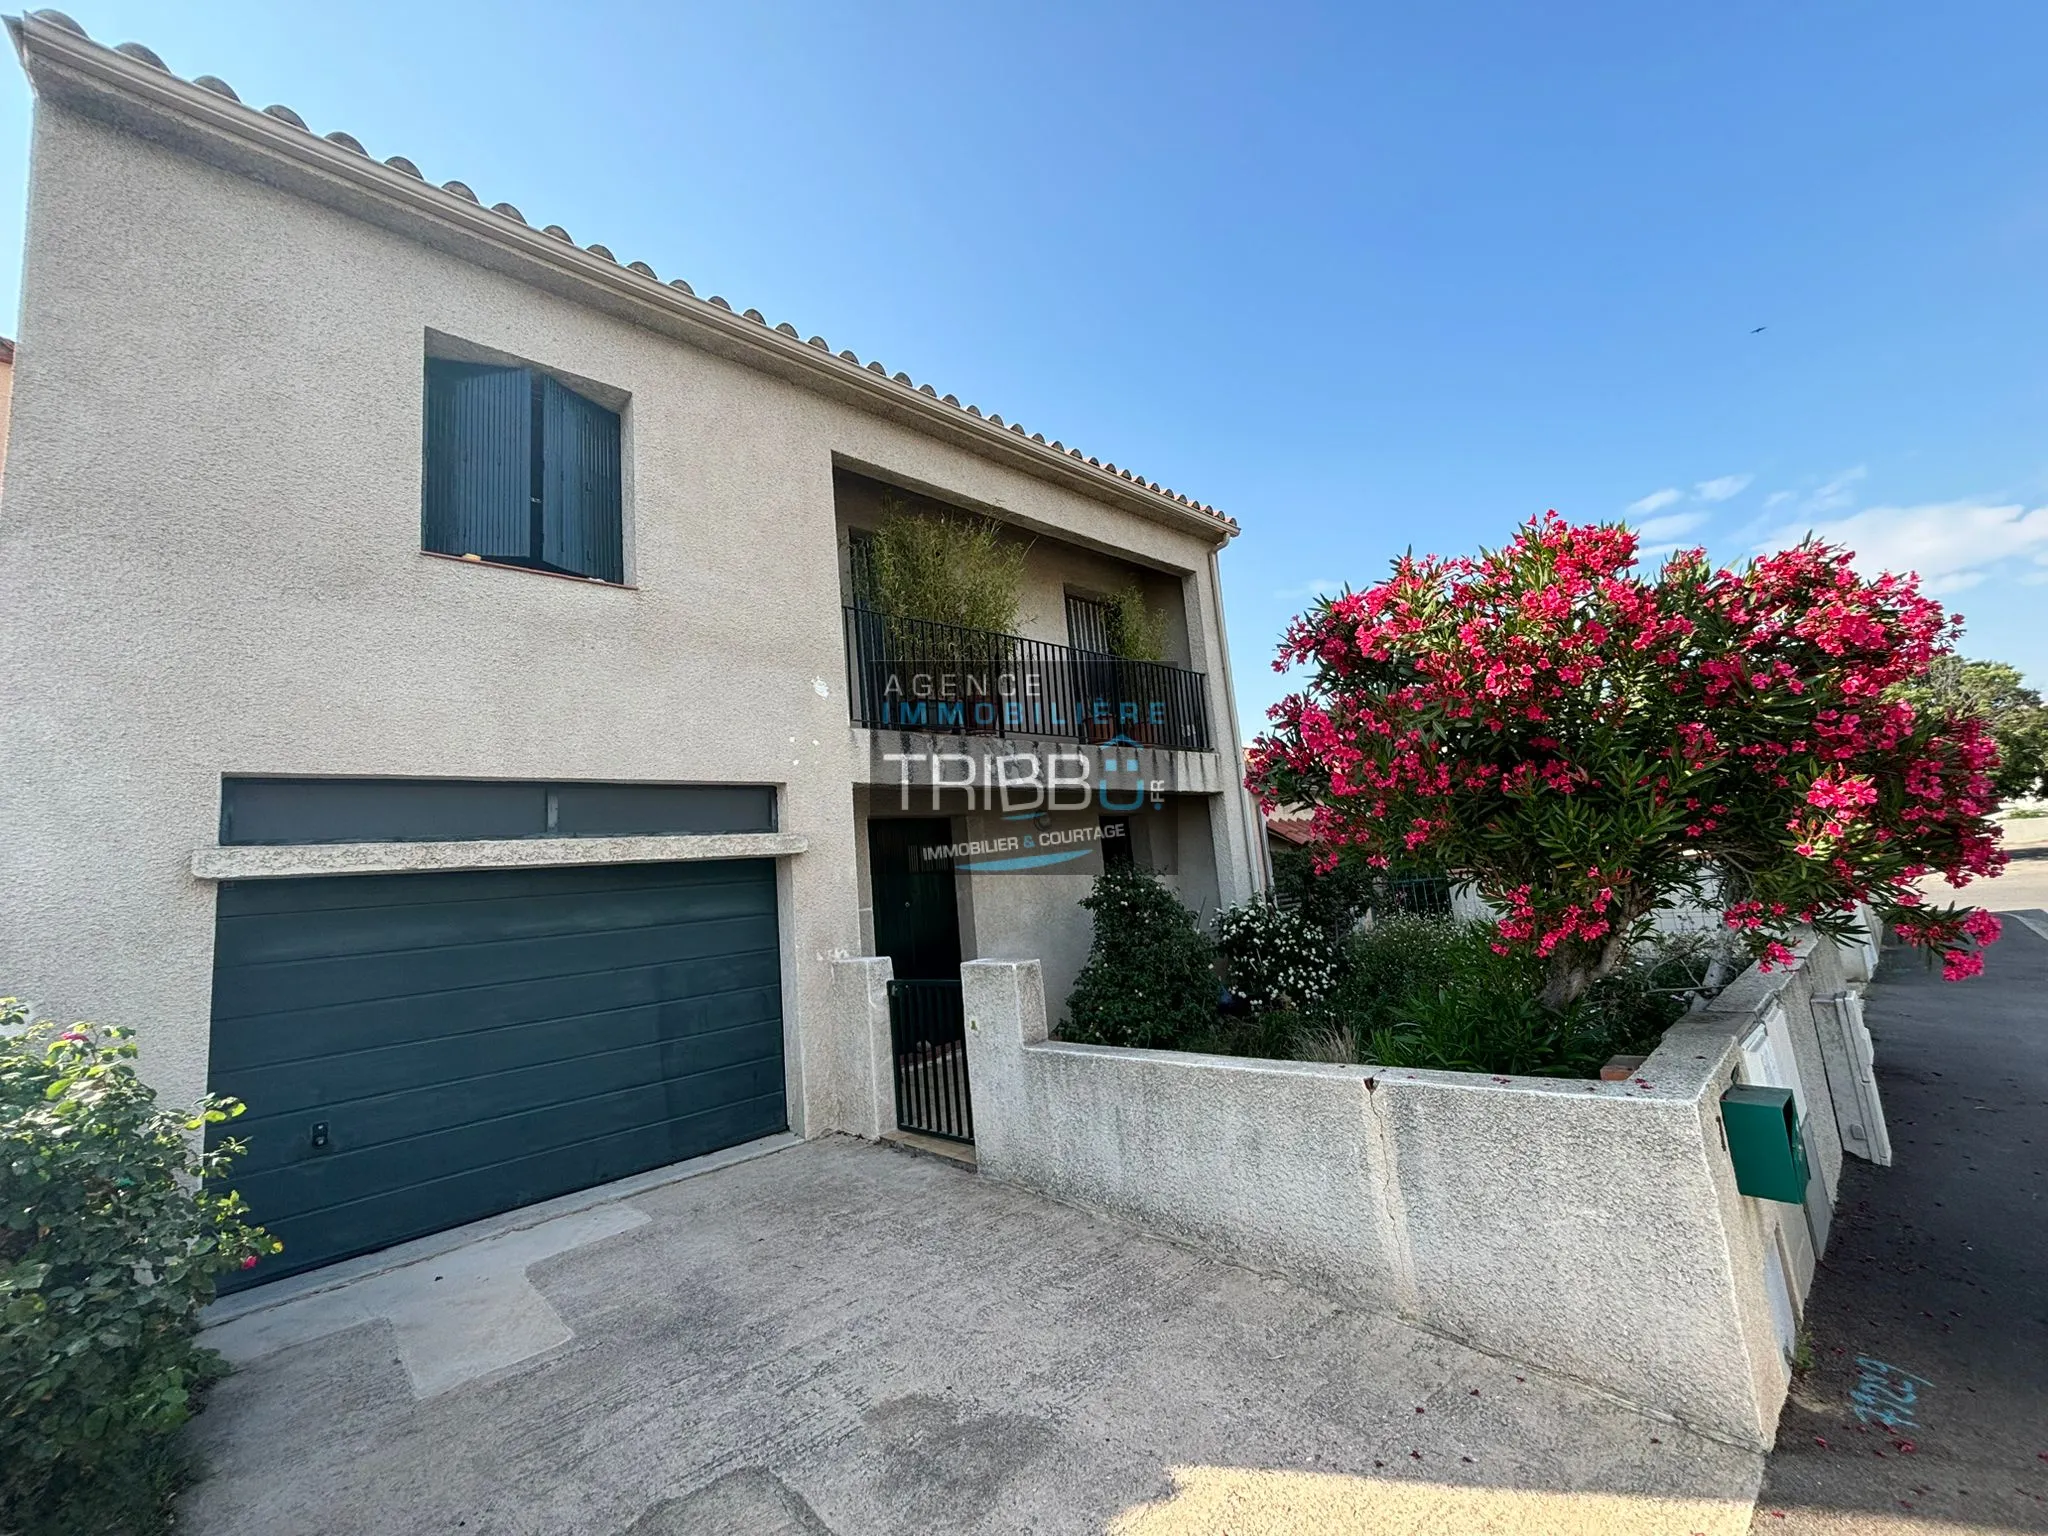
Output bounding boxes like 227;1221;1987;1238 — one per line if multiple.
207;859;785;1286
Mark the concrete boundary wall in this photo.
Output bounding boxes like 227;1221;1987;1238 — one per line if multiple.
960;931;1871;1449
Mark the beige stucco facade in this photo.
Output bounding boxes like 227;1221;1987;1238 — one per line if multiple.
0;20;1259;1139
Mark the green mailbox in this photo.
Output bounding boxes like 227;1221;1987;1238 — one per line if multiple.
1721;1084;1809;1204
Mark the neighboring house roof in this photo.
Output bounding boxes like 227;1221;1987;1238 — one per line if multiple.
1265;814;1317;848
0;337;14;364
6;10;1237;541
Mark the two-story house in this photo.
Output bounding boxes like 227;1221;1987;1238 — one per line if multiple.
0;14;1261;1285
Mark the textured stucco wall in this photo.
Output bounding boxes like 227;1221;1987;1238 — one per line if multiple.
1368;1055;1766;1441
0;100;1255;1134
0;351;13;481
825;954;895;1141
965;958;1401;1308
963;943;1868;1450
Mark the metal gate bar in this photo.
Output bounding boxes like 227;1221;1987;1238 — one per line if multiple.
888;978;973;1143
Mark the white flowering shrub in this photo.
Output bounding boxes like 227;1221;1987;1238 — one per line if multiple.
1215;899;1340;1013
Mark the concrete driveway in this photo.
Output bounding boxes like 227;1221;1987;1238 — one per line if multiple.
184;1136;1763;1535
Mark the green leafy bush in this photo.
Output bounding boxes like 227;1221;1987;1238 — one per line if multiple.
1576;934;1723;1055
1327;922;1708;1076
1104;581;1168;663
1169;1006;1308;1063
1060;880;1707;1074
2;1001;279;1535
1214;898;1340;1013
1061;867;1220;1048
1318;914;1475;1037
868;500;1029;635
1269;843;1377;944
1361;949;1616;1077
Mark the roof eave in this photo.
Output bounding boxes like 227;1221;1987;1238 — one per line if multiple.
7;12;1237;543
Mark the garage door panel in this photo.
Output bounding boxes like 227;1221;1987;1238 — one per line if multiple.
210;911;778;1022
210;939;780;1058
244;1093;786;1272
215;870;776;965
214;860;761;918
208;859;788;1287
220;985;784;1107
228;1014;784;1173
233;1061;786;1213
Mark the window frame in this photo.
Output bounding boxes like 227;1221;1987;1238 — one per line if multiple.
420;332;633;587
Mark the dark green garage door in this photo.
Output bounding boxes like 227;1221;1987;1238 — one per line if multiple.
208;859;785;1287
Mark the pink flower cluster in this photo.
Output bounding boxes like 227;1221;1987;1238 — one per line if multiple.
1892;909;2003;979
1247;513;2007;983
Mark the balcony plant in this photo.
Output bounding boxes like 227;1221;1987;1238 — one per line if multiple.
1248;514;2008;1009
1104;581;1168;663
868;499;1028;636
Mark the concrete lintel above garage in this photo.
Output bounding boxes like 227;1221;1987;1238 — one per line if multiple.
192;832;809;882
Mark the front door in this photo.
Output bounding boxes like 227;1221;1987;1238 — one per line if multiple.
868;818;961;979
867;818;972;1142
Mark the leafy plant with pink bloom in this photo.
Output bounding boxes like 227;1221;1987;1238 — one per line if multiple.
1247;514;2006;1010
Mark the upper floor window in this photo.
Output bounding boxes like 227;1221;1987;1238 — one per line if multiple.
1065;593;1113;655
422;356;624;584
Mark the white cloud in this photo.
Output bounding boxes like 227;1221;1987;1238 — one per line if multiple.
1757;467;1867;522
1694;473;1754;503
1806;466;1867;515
1626;487;1683;515
1636;510;1710;540
1757;500;2048;596
1931;571;1988;594
1272;577;1344;604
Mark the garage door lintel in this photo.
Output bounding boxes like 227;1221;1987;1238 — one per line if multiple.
191;832;809;881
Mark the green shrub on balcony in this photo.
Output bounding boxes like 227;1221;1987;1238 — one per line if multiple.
868;501;1028;636
1103;581;1168;663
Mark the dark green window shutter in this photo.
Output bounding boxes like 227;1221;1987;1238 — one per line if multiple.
422;360;532;562
539;376;624;583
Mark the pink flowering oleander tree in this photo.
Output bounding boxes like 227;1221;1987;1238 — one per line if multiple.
1246;515;2007;1010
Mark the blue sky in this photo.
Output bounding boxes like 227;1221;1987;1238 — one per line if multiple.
3;3;2045;733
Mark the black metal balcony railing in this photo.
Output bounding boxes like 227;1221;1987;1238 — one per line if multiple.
843;606;1214;751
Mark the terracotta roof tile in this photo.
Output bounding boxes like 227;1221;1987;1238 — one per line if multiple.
1265;816;1317;847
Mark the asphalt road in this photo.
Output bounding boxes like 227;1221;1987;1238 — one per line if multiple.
1749;905;2048;1533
